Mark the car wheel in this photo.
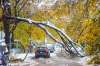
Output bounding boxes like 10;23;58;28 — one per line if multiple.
46;54;50;58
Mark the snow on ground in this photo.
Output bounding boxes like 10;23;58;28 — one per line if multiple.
8;49;100;66
55;49;100;66
15;53;34;60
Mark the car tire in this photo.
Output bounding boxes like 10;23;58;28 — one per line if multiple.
46;54;50;58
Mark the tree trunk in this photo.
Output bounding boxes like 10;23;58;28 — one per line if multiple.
3;17;10;51
2;0;11;51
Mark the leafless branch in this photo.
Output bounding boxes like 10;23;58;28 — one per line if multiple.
17;0;29;13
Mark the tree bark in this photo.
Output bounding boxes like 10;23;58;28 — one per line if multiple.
2;0;11;51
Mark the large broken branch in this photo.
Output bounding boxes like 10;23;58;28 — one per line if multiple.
6;16;75;43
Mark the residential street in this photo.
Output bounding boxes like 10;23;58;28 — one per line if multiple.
8;51;83;66
34;55;82;66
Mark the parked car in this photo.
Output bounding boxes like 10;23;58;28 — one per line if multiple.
35;47;50;58
0;49;6;65
0;41;8;65
46;44;55;53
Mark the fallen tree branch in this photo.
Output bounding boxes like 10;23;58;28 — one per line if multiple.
6;15;75;43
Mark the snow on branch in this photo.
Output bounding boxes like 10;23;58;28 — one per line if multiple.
39;24;63;45
38;22;75;43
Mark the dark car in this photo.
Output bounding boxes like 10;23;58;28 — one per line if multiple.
35;47;50;58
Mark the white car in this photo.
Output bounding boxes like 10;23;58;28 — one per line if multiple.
0;39;8;54
46;44;55;53
0;40;8;65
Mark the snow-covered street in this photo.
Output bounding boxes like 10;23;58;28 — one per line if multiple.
7;51;84;66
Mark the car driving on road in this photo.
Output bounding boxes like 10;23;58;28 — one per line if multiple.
35;47;50;58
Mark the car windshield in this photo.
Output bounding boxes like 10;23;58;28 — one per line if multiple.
38;47;47;49
36;47;47;51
